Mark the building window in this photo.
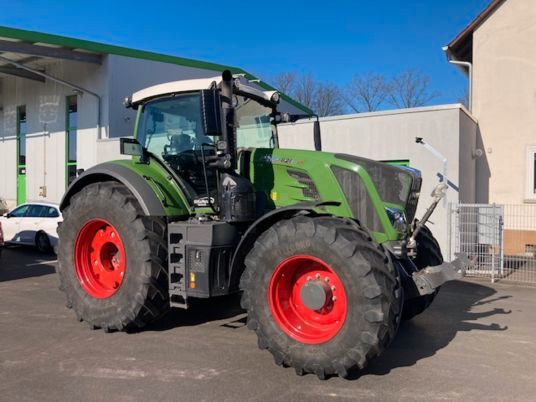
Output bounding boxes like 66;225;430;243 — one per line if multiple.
66;95;78;186
17;106;27;166
527;146;536;201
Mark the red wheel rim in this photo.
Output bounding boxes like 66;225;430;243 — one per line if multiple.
268;255;347;344
74;219;126;299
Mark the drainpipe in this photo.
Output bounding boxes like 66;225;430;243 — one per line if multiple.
442;46;472;113
0;55;103;139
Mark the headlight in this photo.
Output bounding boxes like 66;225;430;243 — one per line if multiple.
385;207;407;233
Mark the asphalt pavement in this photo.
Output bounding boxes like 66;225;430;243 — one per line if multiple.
1;246;535;401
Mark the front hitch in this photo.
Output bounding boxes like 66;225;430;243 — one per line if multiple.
412;253;469;296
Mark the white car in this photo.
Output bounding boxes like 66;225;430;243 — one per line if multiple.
0;203;62;253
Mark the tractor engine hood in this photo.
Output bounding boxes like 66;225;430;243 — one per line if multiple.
334;154;422;224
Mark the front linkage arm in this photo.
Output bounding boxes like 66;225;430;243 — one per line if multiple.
408;182;448;252
412;253;469;296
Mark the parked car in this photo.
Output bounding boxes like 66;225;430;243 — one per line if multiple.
0;203;62;253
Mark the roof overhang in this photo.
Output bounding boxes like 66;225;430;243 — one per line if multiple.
0;33;103;83
445;0;507;62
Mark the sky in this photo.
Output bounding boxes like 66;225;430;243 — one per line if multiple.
1;0;491;105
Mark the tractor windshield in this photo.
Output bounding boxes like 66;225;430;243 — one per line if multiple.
137;93;214;160
235;95;275;149
136;92;275;200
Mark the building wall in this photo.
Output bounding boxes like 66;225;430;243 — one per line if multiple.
278;105;478;254
0;58;107;208
96;138;130;163
459;110;479;203
472;0;536;204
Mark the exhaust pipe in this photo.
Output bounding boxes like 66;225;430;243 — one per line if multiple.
221;70;236;170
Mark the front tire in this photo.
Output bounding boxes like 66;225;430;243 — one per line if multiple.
240;216;401;379
57;182;169;331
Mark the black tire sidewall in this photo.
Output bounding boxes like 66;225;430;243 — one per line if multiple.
243;217;399;374
251;231;371;357
58;184;155;326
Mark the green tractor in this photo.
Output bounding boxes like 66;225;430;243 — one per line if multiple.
57;70;462;379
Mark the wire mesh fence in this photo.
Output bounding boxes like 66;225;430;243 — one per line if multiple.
448;203;536;285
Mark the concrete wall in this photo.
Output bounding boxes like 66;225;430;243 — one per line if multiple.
279;104;478;254
472;0;536;204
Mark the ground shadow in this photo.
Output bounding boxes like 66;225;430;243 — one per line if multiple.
346;279;511;380
143;293;246;332
141;280;511;379
0;246;56;281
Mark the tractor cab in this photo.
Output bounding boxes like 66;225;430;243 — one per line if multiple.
124;73;283;213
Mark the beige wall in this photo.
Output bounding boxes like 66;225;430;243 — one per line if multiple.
472;0;536;204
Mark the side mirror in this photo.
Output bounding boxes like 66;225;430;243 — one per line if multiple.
200;88;223;136
3;212;10;218
120;137;144;157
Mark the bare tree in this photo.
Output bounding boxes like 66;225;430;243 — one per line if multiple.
314;84;344;117
387;69;440;109
271;72;343;116
272;72;296;95
293;73;317;110
344;73;390;113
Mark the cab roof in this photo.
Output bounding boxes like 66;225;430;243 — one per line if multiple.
131;76;279;107
131;76;221;104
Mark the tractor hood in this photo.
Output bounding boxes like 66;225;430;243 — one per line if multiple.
248;148;422;242
334;153;422;224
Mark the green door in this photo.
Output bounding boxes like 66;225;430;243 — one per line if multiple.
65;95;78;186
17;106;27;205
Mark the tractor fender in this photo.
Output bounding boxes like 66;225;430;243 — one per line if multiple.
228;201;341;291
59;162;166;216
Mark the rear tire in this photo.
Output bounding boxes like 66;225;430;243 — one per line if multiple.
57;182;169;331
240;215;401;379
402;224;443;321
